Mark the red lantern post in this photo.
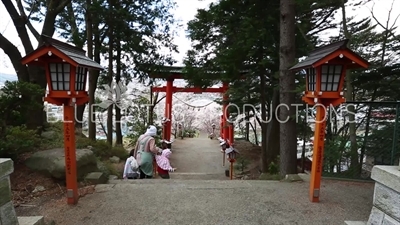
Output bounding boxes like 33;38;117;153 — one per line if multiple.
21;35;103;205
290;39;369;203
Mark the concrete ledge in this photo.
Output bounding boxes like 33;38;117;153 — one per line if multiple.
0;158;14;178
0;177;12;207
373;183;400;221
344;221;366;225
18;216;45;225
371;166;400;193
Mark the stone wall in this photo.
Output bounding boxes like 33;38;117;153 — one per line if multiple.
367;166;400;225
0;158;19;225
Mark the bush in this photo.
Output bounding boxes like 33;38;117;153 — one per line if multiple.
76;138;128;160
40;123;64;149
268;161;279;175
234;156;250;174
0;125;40;159
110;146;129;160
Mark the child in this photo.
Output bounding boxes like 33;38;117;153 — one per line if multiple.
123;149;140;179
155;142;176;179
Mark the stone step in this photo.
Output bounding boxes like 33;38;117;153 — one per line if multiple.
109;173;228;183
170;172;228;180
344;221;367;225
107;178;278;186
18;216;45;225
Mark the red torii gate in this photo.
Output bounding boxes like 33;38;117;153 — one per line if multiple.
149;66;234;145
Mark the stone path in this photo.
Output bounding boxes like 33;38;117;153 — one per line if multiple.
16;134;375;224
40;178;373;225
168;134;228;180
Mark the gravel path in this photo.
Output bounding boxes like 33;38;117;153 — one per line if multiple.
33;178;373;225
168;134;228;179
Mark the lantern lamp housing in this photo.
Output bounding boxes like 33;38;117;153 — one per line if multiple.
225;147;239;160
290;39;369;106
20;35;103;106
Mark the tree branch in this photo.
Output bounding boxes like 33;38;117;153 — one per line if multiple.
16;0;40;41
56;0;71;13
1;0;34;54
0;33;29;81
369;1;400;41
40;0;71;38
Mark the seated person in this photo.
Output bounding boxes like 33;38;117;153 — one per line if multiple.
123;150;140;179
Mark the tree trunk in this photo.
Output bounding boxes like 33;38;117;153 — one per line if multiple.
301;113;307;173
75;105;85;130
115;39;123;146
87;0;100;141
266;89;280;166
260;73;268;173
245;112;250;141
106;0;115;145
340;0;359;176
279;0;297;177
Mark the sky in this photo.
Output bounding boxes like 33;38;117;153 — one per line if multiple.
0;0;399;76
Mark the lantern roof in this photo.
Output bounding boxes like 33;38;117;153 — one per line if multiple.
225;147;239;154
21;35;103;70
290;39;369;71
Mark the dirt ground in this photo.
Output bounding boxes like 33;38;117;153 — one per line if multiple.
10;152;122;217
232;140;262;179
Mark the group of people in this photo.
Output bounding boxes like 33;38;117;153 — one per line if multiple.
122;125;176;180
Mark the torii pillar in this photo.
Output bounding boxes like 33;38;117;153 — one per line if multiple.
222;82;229;142
164;79;173;141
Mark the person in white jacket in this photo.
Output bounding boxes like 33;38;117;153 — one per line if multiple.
123;149;140;179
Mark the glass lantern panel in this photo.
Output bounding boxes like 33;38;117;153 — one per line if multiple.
57;82;64;90
57;64;63;72
335;65;342;74
75;67;87;91
320;65;343;92
322;65;328;73
64;82;70;91
321;74;328;83
306;68;316;91
52;82;58;90
49;63;57;73
321;82;327;91
64;72;70;81
57;73;63;81
334;75;340;82
332;83;338;91
63;64;70;72
51;73;57;81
